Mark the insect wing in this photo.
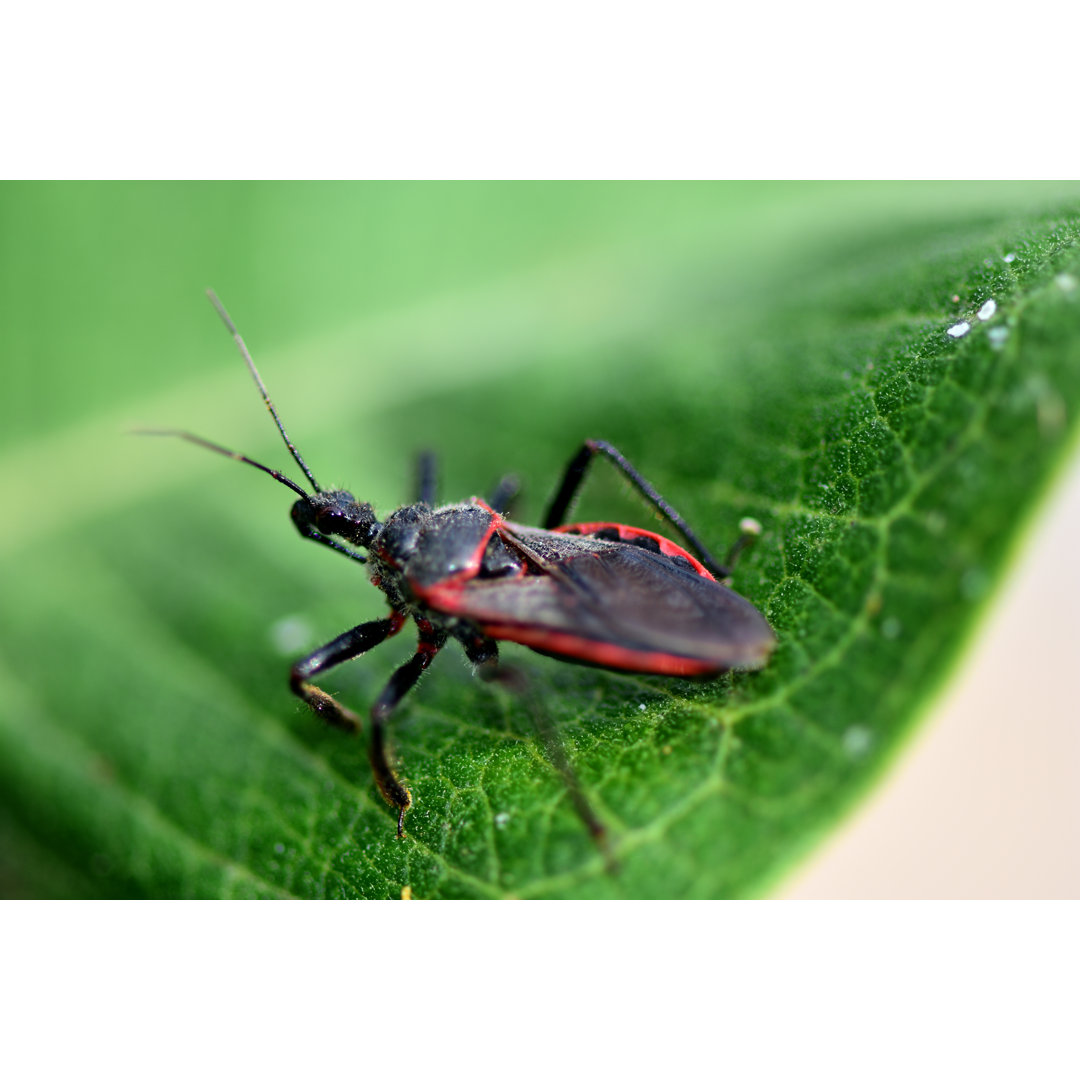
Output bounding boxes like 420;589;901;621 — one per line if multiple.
553;521;715;579
416;526;775;676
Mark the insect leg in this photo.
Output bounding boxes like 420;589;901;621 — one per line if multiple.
461;633;614;866
543;439;729;579
370;626;447;837
414;450;438;506
723;517;764;574
486;473;520;515
290;614;407;733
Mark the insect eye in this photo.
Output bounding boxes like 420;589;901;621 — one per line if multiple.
315;508;342;534
291;499;315;530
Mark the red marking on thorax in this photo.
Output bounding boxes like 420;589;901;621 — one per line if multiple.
437;498;504;586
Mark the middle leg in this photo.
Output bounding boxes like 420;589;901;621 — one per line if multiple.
486;473;520;515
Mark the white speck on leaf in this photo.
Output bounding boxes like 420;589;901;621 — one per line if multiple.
494;812;510;829
1055;273;1077;294
976;299;997;321
947;321;971;338
1003;252;1017;263
842;726;873;757
987;326;1009;350
269;615;314;655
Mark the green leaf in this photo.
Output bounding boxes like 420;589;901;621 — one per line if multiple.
1;183;1078;898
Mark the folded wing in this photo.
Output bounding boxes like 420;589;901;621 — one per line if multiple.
418;536;776;676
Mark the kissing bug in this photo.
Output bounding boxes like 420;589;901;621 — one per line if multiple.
146;291;776;838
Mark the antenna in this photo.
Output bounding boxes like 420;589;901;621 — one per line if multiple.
135;429;313;501
205;289;322;494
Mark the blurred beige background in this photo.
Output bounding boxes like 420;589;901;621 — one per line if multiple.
782;450;1080;898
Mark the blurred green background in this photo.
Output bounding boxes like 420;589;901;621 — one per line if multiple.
6;181;1077;551
1;181;1078;898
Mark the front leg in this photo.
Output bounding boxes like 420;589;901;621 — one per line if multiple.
290;613;407;732
369;622;447;836
292;612;442;836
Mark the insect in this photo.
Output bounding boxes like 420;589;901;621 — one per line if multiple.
147;291;776;838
